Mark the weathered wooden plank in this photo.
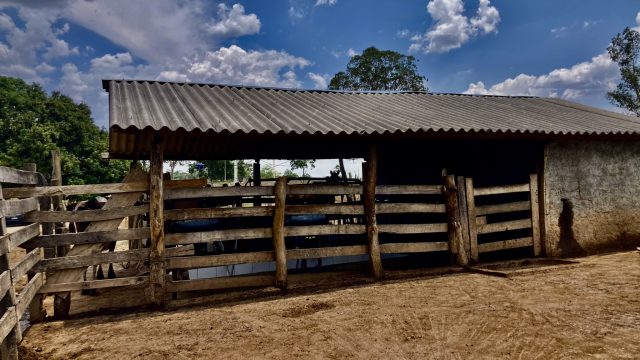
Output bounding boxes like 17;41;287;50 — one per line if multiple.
443;175;461;261
166;251;275;269
286;204;362;215
15;273;43;319
287;184;363;195
477;219;532;235
465;178;479;262
380;241;449;254
165;206;273;221
377;185;442;195
285;224;366;237
477;237;533;253
1;198;38;217
165;228;272;246
24;204;149;223
149;140;165;308
530;174;541;257
475;201;531;216
376;203;446;214
35;249;150;272
166;275;274;293
474;183;530;196
10;248;40;283
272;177;287;290
25;227;150;248
6;223;39;252
377;223;448;234
287;245;368;259
0;271;10;301
0;166;39;185
165;245;195;258
363;146;382;280
39;276;149;293
165;186;273;200
2;178;206;199
0;307;17;344
456;176;470;266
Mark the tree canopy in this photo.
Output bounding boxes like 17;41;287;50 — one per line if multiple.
608;27;640;116
328;47;427;91
0;76;129;185
188;160;251;183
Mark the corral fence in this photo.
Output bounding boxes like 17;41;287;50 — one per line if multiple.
0;156;544;358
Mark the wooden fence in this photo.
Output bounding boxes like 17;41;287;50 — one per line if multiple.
0;159;544;357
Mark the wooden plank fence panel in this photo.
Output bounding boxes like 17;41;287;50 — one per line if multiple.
288;184;363;195
287;245;368;260
165;206;273;221
6;223;40;252
0;271;10;301
477;219;532;235
166;275;274;293
0;166;39;185
380;241;449;254
285;224;365;237
475;201;531;216
10;248;40;283
465;178;479;262
286;204;362;215
1;198;38;217
378;223;448;234
474;183;530;196
25;204;149;223
530;174;542;257
477;237;533;253
166;228;272;246
377;185;442;195
376;203;446;214
36;249;150;273
0;307;17;344
15;273;43;319
26;227;150;248
166;251;275;269
39;276;149;293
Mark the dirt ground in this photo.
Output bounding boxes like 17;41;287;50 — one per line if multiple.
19;251;640;360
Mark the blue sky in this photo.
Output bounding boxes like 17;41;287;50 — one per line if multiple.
0;0;638;132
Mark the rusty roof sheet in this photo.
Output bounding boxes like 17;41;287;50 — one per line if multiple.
104;80;640;138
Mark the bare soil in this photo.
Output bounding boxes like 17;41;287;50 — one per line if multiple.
19;251;640;359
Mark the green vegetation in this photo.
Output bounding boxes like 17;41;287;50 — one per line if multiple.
329;47;427;91
0;76;129;184
608;27;640;116
187;160;251;183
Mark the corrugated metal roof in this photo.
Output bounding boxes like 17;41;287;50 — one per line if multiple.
104;79;640;158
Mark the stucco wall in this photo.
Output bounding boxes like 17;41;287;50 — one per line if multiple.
545;140;640;256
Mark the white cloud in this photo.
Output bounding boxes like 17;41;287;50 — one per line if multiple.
636;11;640;29
307;72;330;89
288;6;304;22
315;0;337;6
203;3;260;38
410;0;500;54
397;29;410;38
347;48;358;57
464;53;618;100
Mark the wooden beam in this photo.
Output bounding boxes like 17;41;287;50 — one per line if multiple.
166;275;274;293
477;219;532;235
287;184;363;195
377;223;448;234
149;138;165;307
477;237;533;253
287;245;367;259
443;175;463;265
0;182;18;359
272;177;287;290
165;245;194;258
35;249;150;272
376;185;442;195
0;272;10;302
2;178;206;199
15;273;43;319
166;251;275;269
1;198;38;218
25;227;150;249
165;206;273;221
530;174;542;257
10;248;40;283
376;203;446;214
286;204;362;215
0;166;38;185
362;145;382;280
165;228;272;246
39;276;148;293
465;178;479;262
0;223;39;256
24;204;149;223
165;185;273;200
455;176;470;266
285;224;365;237
0;307;17;352
380;242;449;254
473;183;530;196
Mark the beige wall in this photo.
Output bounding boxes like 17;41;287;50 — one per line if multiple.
544;140;640;256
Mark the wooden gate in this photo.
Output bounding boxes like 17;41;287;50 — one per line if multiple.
464;174;542;262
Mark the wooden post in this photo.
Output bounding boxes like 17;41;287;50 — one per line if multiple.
272;177;288;290
529;174;541;257
443;175;467;266
456;176;471;266
465;178;479;263
149;138;166;307
0;183;18;360
362;146;382;280
253;160;261;207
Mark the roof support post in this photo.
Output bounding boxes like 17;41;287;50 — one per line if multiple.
362;145;383;280
272;177;288;290
149;136;165;307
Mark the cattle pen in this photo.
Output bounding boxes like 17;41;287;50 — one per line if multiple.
2;80;640;358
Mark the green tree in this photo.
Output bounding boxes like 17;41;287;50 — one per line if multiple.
289;159;315;176
328;47;427;91
608;27;640;116
188;160;251;183
0;76;130;185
